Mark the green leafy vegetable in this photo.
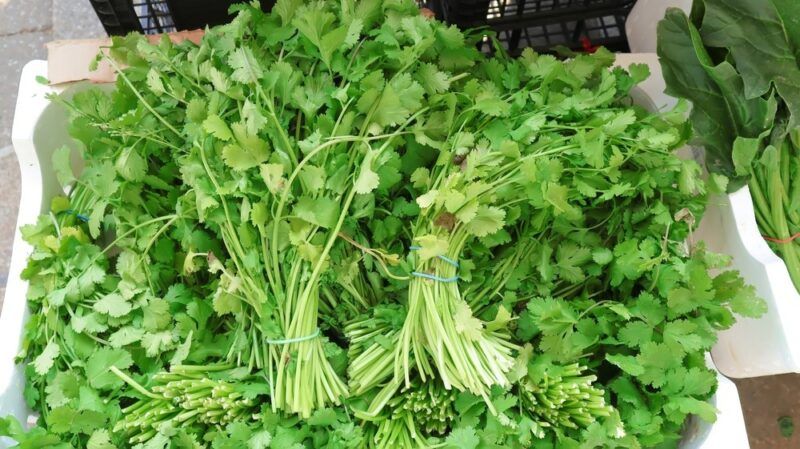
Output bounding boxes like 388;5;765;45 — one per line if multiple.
658;1;800;290
0;2;765;449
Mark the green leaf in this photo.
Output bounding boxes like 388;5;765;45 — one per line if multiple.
606;353;645;376
248;431;273;449
592;248;613;265
417;62;451;94
260;163;286;194
637;342;683;387
731;137;760;176
108;326;144;348
293;7;335;48
209;67;231;93
169;330;193;366
474;90;510;117
617;321;653;348
728;284;767;318
454;301;483;341
146;68;165;95
486;305;513;332
87;200;107;239
52;146;75;187
141;331;175;357
143;298;171;331
47;406;77;434
298;164;326;193
663;319;706;352
87;429;118;449
222;142;268;171
544;182;579;218
354;159;380;195
414;234;449;262
203;115;234;141
700;0;800;127
45;371;80;408
71;312;108;335
32;341;60;375
527;297;577;335
446;427;480;449
628;63;650;84
186;98;207;123
578;128;606;169
273;0;302;25
93;293;132;318
86;348;133;389
664;367;716;396
294;196;340;229
214;288;242;316
657;8;776;186
665;396;717;423
465;205;505;237
229;47;264;84
307;408;338;426
372;85;408;127
416;189;438;208
242;99;267;134
603;110;636;136
319;25;349;66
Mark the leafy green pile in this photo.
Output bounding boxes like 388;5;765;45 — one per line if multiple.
1;1;764;448
657;0;800;290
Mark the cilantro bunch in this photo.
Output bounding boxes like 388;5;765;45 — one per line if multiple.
0;0;766;448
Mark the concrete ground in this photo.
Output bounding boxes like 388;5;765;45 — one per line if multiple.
0;2;795;448
734;375;800;448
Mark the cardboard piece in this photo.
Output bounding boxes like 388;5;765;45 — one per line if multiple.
46;29;205;85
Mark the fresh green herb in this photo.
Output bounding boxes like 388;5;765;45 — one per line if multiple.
0;1;765;448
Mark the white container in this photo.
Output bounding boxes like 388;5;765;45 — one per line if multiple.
697;187;800;378
0;60;749;448
625;0;692;53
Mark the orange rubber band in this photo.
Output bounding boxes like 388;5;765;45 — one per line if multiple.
762;232;800;244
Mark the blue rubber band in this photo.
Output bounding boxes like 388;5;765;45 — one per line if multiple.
408;246;459;267
266;328;320;345
59;209;89;222
411;271;460;283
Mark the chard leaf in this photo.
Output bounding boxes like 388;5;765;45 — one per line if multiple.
658;8;777;189
700;0;800;127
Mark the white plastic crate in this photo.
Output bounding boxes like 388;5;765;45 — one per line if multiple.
0;59;750;448
625;0;692;53
697;187;800;378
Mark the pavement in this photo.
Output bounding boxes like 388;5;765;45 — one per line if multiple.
735;375;800;449
0;0;105;309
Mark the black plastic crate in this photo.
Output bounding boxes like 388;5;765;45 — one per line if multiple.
89;0;273;36
90;0;632;54
433;0;635;54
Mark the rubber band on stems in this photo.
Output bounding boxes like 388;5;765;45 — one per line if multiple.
409;245;460;282
58;209;90;222
266;328;320;345
410;271;460;283
763;233;800;244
